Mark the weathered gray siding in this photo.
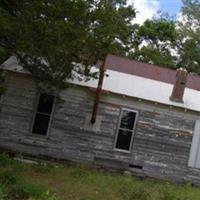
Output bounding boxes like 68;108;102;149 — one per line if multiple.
1;72;200;184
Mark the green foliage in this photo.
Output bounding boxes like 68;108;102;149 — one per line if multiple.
11;180;47;199
0;186;6;199
136;18;177;43
68;166;89;180
0;153;62;200
119;185;150;200
0;169;17;186
0;0;136;93
159;185;178;200
0;153;12;167
0;4;11;64
133;45;176;68
131;17;178;68
1;0;200;87
159;183;191;200
1;153;200;200
130;1;200;73
0;46;9;64
176;0;200;73
32;161;55;173
43;192;62;200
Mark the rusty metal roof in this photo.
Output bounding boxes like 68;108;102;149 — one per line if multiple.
2;55;200;92
105;54;200;91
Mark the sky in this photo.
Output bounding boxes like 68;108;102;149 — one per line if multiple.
128;0;183;24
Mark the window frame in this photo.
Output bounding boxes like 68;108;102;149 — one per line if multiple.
30;92;55;137
114;108;138;153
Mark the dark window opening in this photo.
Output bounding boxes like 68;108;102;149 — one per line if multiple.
32;94;54;136
115;109;137;151
116;130;132;150
129;164;143;169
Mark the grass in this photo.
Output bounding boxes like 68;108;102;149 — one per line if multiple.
1;153;200;199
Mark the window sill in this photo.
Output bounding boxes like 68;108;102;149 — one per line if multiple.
26;133;49;140
113;148;131;154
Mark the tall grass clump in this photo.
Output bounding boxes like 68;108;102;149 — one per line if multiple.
0;153;61;200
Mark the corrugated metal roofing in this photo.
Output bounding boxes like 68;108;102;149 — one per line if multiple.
2;55;200;112
105;54;200;91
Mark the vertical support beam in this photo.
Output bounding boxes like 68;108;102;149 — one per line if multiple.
91;56;107;124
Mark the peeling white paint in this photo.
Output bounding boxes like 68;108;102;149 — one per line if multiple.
71;69;200;112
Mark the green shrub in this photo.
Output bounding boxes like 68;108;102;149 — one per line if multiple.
0;153;24;173
159;184;191;200
12;160;25;173
119;184;150;200
11;180;48;199
0;185;6;199
32;161;54;173
0;169;17;186
128;188;150;200
0;153;61;200
69;166;88;179
160;189;176;200
0;153;12;167
28;191;62;200
43;192;62;200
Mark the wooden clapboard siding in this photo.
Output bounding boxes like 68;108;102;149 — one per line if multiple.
1;72;200;184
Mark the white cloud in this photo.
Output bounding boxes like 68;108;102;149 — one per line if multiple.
127;0;160;24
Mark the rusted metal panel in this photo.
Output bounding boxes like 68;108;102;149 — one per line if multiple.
105;54;200;91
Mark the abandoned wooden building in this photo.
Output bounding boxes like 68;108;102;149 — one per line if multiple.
1;54;200;184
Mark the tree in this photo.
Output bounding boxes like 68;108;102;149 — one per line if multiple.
130;17;178;69
131;0;200;74
0;0;136;92
177;0;200;73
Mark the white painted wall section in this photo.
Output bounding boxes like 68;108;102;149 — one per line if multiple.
70;69;200;112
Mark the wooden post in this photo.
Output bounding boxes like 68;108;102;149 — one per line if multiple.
91;56;107;124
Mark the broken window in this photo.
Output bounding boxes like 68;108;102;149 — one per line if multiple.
32;94;54;136
115;109;138;151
